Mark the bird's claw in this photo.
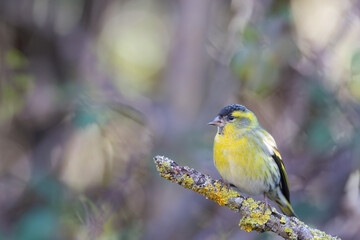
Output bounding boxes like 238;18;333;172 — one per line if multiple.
217;178;231;191
262;194;268;214
262;194;273;215
262;202;267;215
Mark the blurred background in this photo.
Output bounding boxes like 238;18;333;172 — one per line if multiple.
0;0;360;239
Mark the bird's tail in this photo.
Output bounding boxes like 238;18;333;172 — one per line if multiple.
278;199;296;217
268;188;296;217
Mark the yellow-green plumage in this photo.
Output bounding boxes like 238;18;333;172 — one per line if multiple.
209;104;296;217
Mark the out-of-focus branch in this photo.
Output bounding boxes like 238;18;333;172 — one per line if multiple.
154;155;340;240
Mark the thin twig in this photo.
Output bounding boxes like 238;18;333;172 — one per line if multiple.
154;155;340;240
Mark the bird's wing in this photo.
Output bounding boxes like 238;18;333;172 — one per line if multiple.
272;149;290;203
261;130;291;203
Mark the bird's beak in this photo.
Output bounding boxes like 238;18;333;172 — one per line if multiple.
208;116;225;127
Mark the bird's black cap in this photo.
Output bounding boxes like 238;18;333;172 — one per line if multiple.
218;104;247;117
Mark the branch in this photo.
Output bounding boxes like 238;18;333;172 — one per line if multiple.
154;155;340;240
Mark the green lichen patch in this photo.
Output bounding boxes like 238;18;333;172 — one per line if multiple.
154;156;172;173
284;227;297;240
310;229;339;240
239;206;271;233
179;176;240;206
242;198;261;212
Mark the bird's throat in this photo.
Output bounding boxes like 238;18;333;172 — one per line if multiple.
218;126;224;135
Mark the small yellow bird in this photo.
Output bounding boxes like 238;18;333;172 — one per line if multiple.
209;104;296;217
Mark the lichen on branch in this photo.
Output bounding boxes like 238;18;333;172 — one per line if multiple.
154;155;340;240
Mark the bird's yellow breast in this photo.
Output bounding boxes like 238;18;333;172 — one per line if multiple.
213;124;279;195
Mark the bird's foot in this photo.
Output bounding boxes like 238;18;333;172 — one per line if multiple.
217;178;232;191
262;204;267;215
262;194;272;215
263;194;271;215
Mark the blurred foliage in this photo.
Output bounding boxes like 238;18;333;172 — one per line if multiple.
349;50;360;100
0;49;34;123
96;1;170;98
231;16;297;96
0;0;359;239
14;207;58;240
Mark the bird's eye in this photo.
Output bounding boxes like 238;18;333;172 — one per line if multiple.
228;115;234;121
